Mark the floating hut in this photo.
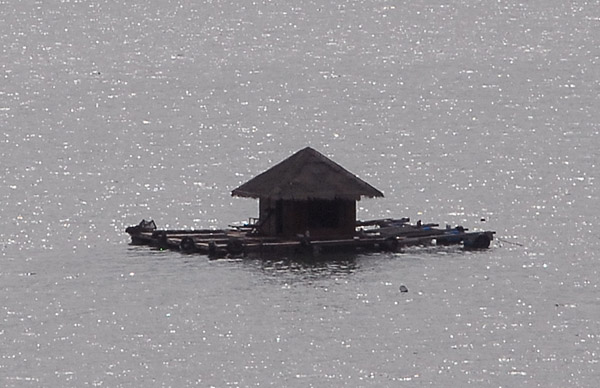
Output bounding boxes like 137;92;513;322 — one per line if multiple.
126;147;495;257
231;147;383;239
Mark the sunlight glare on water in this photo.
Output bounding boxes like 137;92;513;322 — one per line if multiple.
1;0;599;386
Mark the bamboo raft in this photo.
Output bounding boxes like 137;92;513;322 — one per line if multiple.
126;218;495;258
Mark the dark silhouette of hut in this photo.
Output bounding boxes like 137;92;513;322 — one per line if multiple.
232;147;384;239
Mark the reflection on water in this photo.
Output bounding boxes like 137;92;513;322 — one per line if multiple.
255;256;359;280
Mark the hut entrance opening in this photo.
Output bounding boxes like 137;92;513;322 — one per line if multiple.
307;199;341;229
260;198;356;239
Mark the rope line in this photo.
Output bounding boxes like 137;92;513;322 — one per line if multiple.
497;238;524;247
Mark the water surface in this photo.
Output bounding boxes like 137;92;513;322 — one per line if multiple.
2;0;599;386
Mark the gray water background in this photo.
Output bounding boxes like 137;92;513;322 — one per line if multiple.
1;0;599;386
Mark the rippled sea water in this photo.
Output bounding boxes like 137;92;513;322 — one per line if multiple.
2;0;599;386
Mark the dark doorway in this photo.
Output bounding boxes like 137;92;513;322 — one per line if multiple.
307;200;340;229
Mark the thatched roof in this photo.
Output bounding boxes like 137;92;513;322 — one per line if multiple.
232;147;384;201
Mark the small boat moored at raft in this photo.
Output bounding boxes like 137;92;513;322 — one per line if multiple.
125;147;495;258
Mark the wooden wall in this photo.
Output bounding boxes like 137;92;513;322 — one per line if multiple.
258;198;356;239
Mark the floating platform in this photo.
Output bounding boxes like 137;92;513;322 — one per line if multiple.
125;218;495;258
